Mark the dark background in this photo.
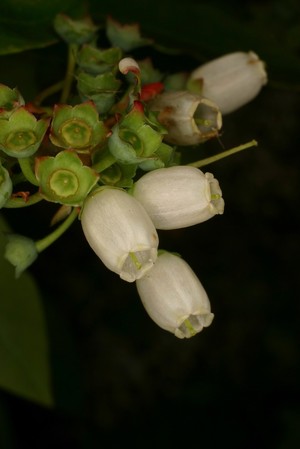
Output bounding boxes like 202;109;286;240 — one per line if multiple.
1;0;300;448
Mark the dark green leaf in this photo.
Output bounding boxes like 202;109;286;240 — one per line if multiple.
0;214;53;407
0;0;85;55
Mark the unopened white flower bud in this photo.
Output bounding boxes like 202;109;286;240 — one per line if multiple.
190;51;267;114
81;187;159;282
136;252;214;338
149;91;222;145
118;57;140;75
131;165;224;230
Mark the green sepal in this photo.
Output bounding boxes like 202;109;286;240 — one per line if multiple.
54;14;98;45
77;45;122;75
100;163;137;188
0;162;13;208
35;150;99;206
49;102;107;149
4;234;38;278
106;17;153;51
0;84;25;118
0;107;49;158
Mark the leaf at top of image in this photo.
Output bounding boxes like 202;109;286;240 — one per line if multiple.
0;0;85;55
90;0;300;86
0;214;53;407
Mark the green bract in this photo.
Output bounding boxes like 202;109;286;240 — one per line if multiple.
108;103;165;167
35;150;99;206
106;17;152;51
49;102;107;150
77;45;122;75
77;72;121;115
0;84;25;118
54;14;98;45
0;107;49;158
0;162;12;208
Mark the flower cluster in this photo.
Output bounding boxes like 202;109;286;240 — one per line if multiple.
0;15;267;338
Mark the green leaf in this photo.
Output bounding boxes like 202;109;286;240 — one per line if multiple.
0;0;84;55
0;214;53;407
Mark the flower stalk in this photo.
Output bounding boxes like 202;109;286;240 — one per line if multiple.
188;140;258;168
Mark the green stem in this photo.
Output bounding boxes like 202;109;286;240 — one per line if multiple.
60;43;78;104
4;192;43;208
35;207;79;253
188;140;258;168
92;151;116;173
34;80;64;106
18;158;39;186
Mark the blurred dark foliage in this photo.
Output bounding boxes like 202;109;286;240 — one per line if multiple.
1;0;300;448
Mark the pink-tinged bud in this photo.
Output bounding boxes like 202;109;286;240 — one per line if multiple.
136;252;214;338
190;51;267;114
119;57;140;75
149;91;222;145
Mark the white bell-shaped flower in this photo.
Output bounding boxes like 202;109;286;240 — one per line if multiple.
81;187;159;282
136;252;214;338
149;90;222;145
190;51;267;114
131;165;224;230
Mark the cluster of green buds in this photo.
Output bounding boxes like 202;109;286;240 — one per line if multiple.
0;14;267;338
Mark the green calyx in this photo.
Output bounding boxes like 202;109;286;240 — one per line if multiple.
0;107;49;158
60;119;92;147
5;130;36;151
108;105;164;166
49;102;106;149
35;150;99;206
49;169;79;198
77;72;121;115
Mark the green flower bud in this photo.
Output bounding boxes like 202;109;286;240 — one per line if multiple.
4;234;38;278
49;102;107;150
0;84;25;118
54;14;98;45
106;17;152;52
35;150;99;206
77;45;122;75
0;162;12;208
77;72;121;116
0;107;49;158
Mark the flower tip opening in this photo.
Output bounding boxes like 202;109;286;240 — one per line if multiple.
175;312;214;339
120;248;157;282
